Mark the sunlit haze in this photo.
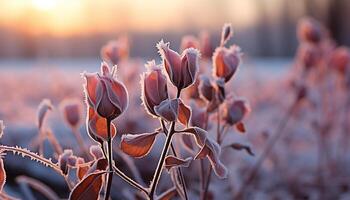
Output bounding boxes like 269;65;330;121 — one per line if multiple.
0;0;265;36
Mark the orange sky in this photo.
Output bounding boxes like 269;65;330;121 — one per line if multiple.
0;0;287;37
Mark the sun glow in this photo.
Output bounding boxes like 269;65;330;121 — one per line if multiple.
0;0;259;37
31;0;57;11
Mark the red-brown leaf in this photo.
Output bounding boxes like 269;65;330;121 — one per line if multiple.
177;100;191;127
120;132;159;158
235;122;246;133
69;171;106;200
157;187;178;200
0;159;6;191
164;156;192;171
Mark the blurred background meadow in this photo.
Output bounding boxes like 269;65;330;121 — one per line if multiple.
1;0;350;199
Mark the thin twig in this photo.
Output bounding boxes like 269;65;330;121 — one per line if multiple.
104;119;114;200
201;107;222;200
149;121;175;199
161;120;188;200
112;165;149;195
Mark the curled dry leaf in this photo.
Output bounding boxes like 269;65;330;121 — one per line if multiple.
154;99;179;122
0;158;5;191
180;127;228;178
120;132;159;158
69;171;106;200
155;99;191;126
164;156;192;171
229;143;255;156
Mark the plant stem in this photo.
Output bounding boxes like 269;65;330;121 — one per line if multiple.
149;121;175;199
201;107;221;200
160;120;188;200
104;119;113;200
234;101;298;198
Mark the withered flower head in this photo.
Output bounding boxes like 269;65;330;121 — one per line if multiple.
100;36;129;65
60;98;83;129
83;62;128;120
212;45;241;82
222;98;250;125
297;17;323;44
157;40;200;90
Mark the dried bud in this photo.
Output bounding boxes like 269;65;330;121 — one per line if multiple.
198;76;225;111
297;43;321;70
37;99;53;130
297;17;322;44
157;40;200;90
87;107;117;143
223;98;250;125
198;76;216;102
212;45;241;82
83;62;128;120
60;98;82;129
100;37;129;65
58;149;75;175
141;60;169;117
220;23;233;46
329;47;350;75
180;35;199;52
